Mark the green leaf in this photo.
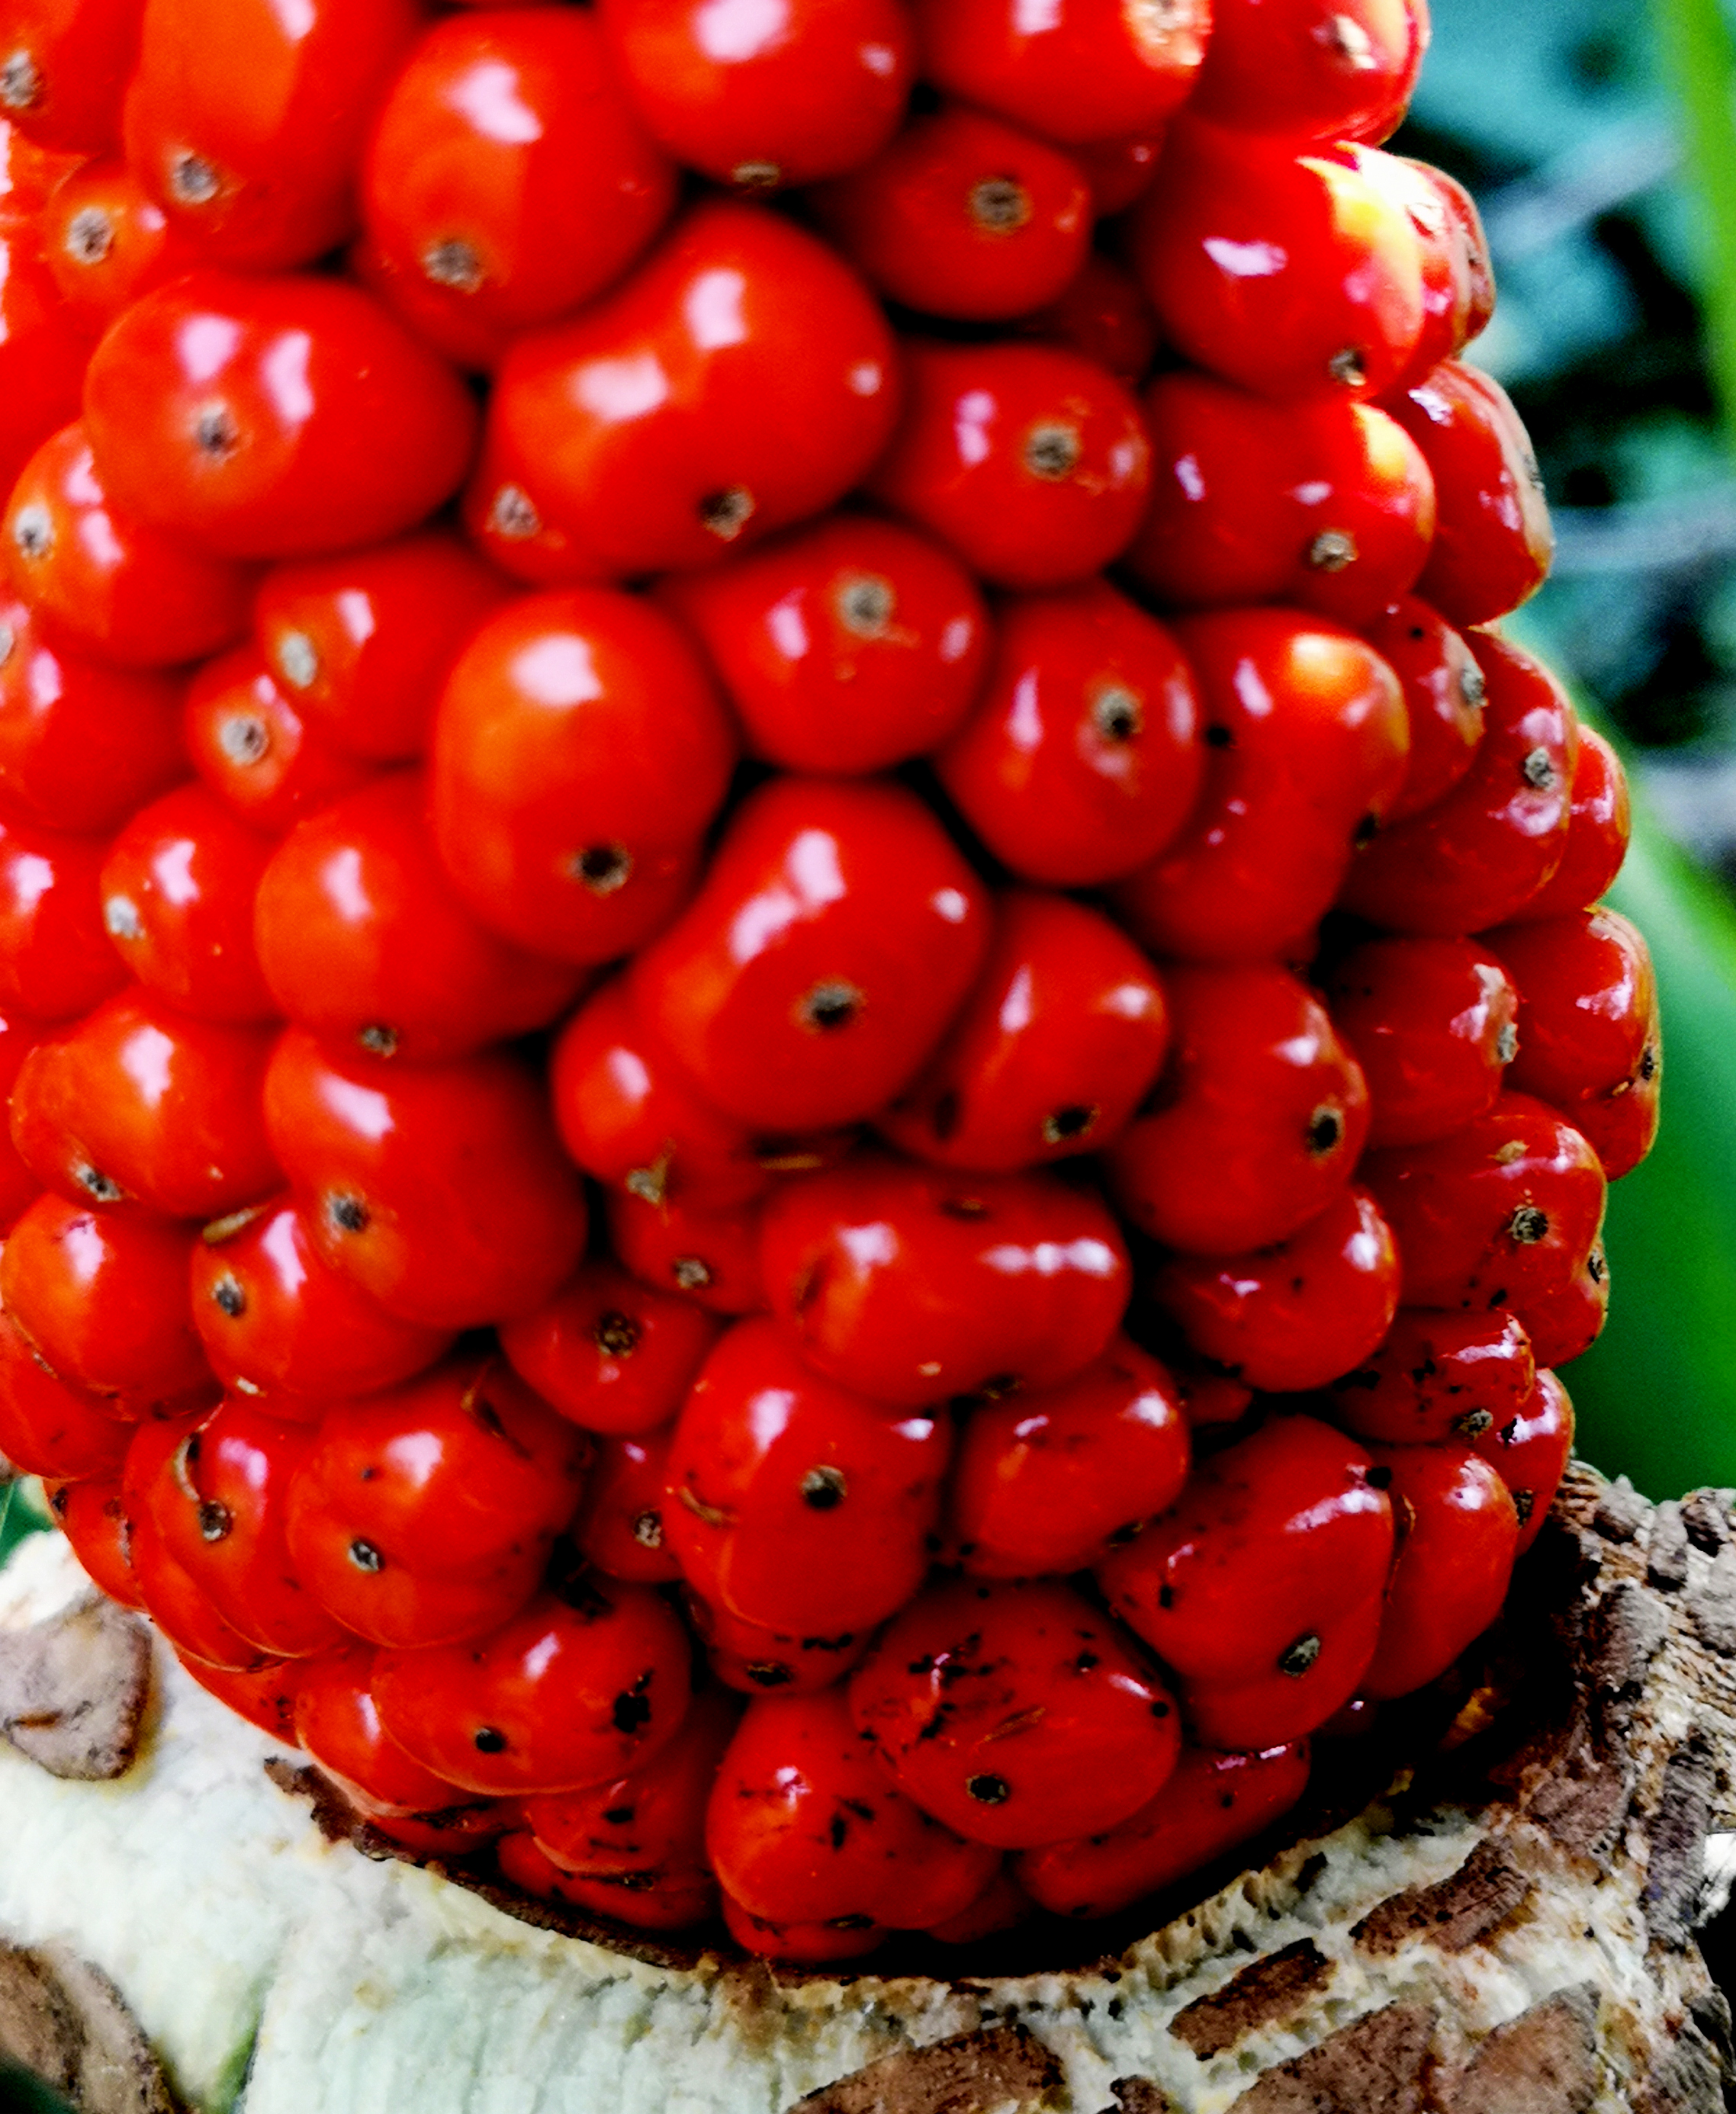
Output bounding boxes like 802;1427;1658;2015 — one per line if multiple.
1652;0;1736;455
1561;806;1736;1494
0;2058;77;2113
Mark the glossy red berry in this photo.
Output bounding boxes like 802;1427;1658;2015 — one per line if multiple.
606;1184;767;1318
1360;1091;1607;1338
1016;1737;1310;1920
252;532;510;764
684;1589;873;1697
360;8;677;364
1472;1366;1572;1557
293;1641;477;1819
472;201;899;581
1522;1245;1610;1372
911;0;1207;145
100;784;278;1023
5;421;254;669
0;1009;44;1229
1511;724;1629;922
934;579;1203;886
1107;962;1370;1257
47;1473;144;1608
654;512;989;776
189;1196;453;1409
262;1028;589;1331
0;596;185;835
1071;132;1163;214
1339;632;1577;934
599;0;912;189
1017;250;1159;385
0;818;127;1021
283;1351;589;1649
11;989;278;1219
1181;1587;1385;1751
38;158;204;327
125;1426;272;1669
879;891;1170;1172
1112;609;1409;963
0;0;144;152
1487;908;1660;1180
1326;1305;1535;1446
706;1687;998;1936
430;587;736;965
866;339;1152;590
1386;361;1553;626
0;1192;211;1400
1097;1414;1394;1692
1358;1440;1518;1698
121;0;420;270
0;225;88;498
500;1259;722;1438
501;1831;715;1933
83;271;480;560
254;772;588;1063
575;1424;680;1585
1383;156;1494;382
1323;934;1518;1148
759;1153;1130;1406
1125;373;1435;625
631;775;989;1132
183;647;377;835
947;1335;1189;1577
1130;126;1425;402
0;1299;131;1479
663;1314;950;1634
1188;0;1428;143
1154;1187;1402;1395
811;105;1090;323
1360;596;1486;823
849;1576;1182;1848
371;1576;693;1796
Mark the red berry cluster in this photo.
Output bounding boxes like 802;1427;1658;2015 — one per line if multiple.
0;0;1656;1967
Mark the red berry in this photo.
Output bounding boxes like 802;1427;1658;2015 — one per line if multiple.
1125;372;1435;625
254;772;588;1063
1472;1367;1572;1557
1358;1440;1518;1698
0;596;186;834
1112;608;1408;963
933;579;1204;886
1326;1306;1535;1446
706;1686;998;1935
1016;1737;1310;1920
1504;1243;1609;1373
1097;1414;1394;1692
501;1831;715;1933
850;1576;1182;1848
1487;908;1660;1181
1017;250;1159;385
0;818;127;1021
1359;1091;1606;1339
759;1153;1130;1406
1339;632;1577;934
0;0;144;153
1360;596;1486;824
1182;1589;1385;1750
430;587;736;965
47;1474;144;1608
1323;934;1518;1149
500;1258;722;1438
1130;125;1426;402
122;0;420;271
606;1184;767;1318
38;158;205;327
654;512;989;776
1386;360;1553;626
811;105;1091;323
1190;0;1426;141
262;1027;588;1330
574;1424;680;1586
0;1299;132;1479
294;1640;477;1819
0;225;88;498
631;775;989;1132
1107;962;1370;1256
911;0;1207;146
684;1589;873;1697
0;1010;51;1230
472;201;898;580
866;339;1153;590
252;531;510;764
1153;1186;1402;1395
947;1335;1190;1577
100;784;278;1023
1071;133;1163;215
183;646;377;834
84;271;480;559
1383;157;1493;382
599;0;912;189
1;1192;211;1400
283;1351;589;1649
125;1425;272;1669
1509;724;1629;922
5;422;253;669
662;1313;950;1634
879;890;1170;1172
189;1196;453;1409
145;1398;349;1658
371;1576;693;1796
360;8;677;363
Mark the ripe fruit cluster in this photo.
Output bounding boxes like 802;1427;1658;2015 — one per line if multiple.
0;0;1656;1967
